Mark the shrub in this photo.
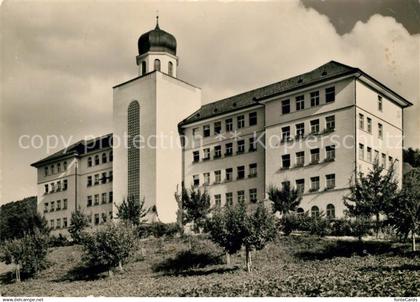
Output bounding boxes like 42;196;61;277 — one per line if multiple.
81;222;138;276
329;218;353;236
68;209;89;243
0;229;49;282
48;234;71;247
137;222;180;238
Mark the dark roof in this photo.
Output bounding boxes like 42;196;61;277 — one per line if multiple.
178;61;358;127
138;22;176;56
31;133;113;167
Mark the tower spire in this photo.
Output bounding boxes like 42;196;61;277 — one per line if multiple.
155;11;160;29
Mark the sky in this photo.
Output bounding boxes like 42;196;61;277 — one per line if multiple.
1;0;419;204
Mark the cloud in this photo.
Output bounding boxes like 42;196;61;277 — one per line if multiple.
0;0;419;203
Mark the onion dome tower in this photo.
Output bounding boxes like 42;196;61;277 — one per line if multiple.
136;16;178;77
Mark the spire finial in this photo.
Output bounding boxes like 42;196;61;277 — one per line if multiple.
155;11;160;29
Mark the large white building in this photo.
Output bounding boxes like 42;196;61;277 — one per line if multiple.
32;21;412;235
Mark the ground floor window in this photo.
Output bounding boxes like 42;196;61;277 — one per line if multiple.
326;204;335;219
311;206;320;217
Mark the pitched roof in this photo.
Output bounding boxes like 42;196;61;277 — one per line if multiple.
178;61;357;127
31;133;113;167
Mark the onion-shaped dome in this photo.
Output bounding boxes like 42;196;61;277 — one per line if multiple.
138;19;177;56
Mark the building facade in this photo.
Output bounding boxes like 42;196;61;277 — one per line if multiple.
32;21;412;236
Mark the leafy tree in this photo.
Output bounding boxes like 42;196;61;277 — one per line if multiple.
344;161;399;236
174;185;189;234
81;222;138;277
403;148;420;168
386;168;420;251
1;229;49;282
68;209;90;243
207;201;276;272
268;183;302;216
116;195;148;226
178;185;211;233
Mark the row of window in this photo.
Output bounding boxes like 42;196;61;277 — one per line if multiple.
44;179;68;194
193;137;257;163
87;151;113;168
213;188;258;206
281;87;335;115
281;174;336;194
281;145;335;169
358;113;383;139
88;211;113;225
193;163;258;187
87;192;113;207
281;115;335;142
49;217;68;229
44;199;68;213
358;144;397;168
193;111;258;138
141;60;174;77
87;171;113;187
298;204;336;219
44;161;68;177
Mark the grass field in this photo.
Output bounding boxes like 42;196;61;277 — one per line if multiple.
1;235;419;297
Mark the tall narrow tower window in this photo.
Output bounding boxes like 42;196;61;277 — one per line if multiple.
127;101;140;203
141;61;146;75
154;59;161;71
168;61;173;76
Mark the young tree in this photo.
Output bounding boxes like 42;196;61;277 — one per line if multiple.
81;222;138;277
68;209;90;243
179;185;211;233
268;183;302;216
174;185;189;234
386;169;420;251
116;195;148;226
344;161;399;237
207;201;276;272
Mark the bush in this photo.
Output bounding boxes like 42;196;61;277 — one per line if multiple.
138;222;180;238
68;210;89;243
329;219;353;236
0;230;49;281
48;234;71;247
81;222;138;276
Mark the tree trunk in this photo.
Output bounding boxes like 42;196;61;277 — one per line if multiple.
376;214;380;238
245;247;252;273
118;260;123;271
188;236;192;250
15;262;21;283
226;252;231;265
412;231;416;252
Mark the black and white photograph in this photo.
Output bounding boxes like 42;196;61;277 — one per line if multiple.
0;0;419;299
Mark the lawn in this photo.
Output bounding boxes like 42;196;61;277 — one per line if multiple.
1;235;419;297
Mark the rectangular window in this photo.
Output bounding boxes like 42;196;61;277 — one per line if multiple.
214;121;222;135
51;165;55;174
325;87;335;103
249;137;257;151
359;113;364;130
296;151;305;167
296;95;305;111
94;214;100;225
310;177;320;191
57;181;61;191
214;194;221;208
95;155;100;165
282;154;290;169
193;151;200;162
310;91;320;107
203;172;210;185
326;115;335;131
214;145;222;159
94;194;99;205
102;153;107;164
367;147;372;162
56;219;61;229
63;217;68;228
63;179;68;191
44;202;48;213
226;168;233;182
109;151;113;162
94;174;100;185
237;115;245;129
192;127;199;137
296;179;305;193
374;150;379;162
108;171;113;182
63;199;67;210
326;174;336;189
50;201;55;212
296;123;305;139
237;190;245;203
56;200;61;211
249;163;257;177
193;175;200;187
249;112;257;126
237;140;245;154
225;118;233;132
237;166;245;180
382;153;386;168
44;184;49;194
310;119;319;134
87;176;92;187
44;167;48;176
203;148;210;160
359;144;364;160
109;192;113;203
310;148;320;164
102;172;107;184
102;192;107;204
215;170;221;183
225;143;233;156
57;163;61;173
203;125;210;137
249;189;257;203
378;123;383;139
282;181;290;190
51;183;55;192
50;220;54;229
282;99;290;114
63;161;67;170
378;95;383;111
282;126;291;142
367;117;372;133
87;195;92;207
226;193;233;206
326;145;336;161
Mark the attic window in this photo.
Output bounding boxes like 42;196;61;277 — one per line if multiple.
321;70;327;76
213;108;218;113
297;78;303;84
196;113;200;117
233;102;237;107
